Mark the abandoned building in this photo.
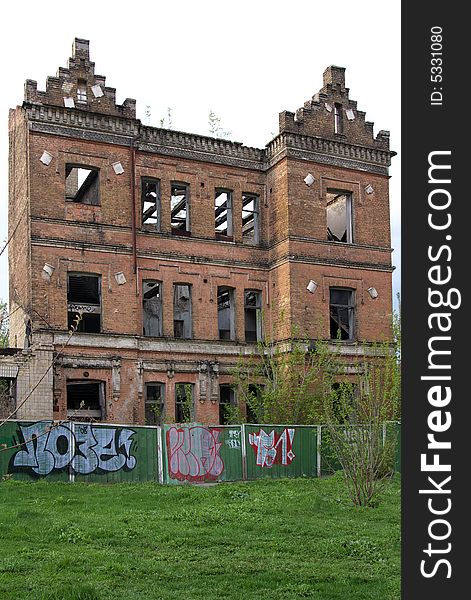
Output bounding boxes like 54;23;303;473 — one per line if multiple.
3;38;395;425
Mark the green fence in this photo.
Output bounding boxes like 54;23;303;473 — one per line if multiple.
162;424;244;484
0;420;159;483
245;425;318;480
319;422;402;476
1;419;401;484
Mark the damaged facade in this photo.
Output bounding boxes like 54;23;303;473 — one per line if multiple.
4;39;394;425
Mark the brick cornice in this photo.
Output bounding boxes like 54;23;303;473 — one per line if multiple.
31;235;393;272
266;132;394;175
24;103;393;175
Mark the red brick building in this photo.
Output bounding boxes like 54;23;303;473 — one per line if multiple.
5;39;395;425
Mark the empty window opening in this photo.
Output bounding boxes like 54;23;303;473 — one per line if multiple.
215;189;233;238
175;383;193;423
67;273;101;333
171;182;190;234
67;380;104;420
173;284;192;339
242;193;260;245
77;79;87;104
330;288;355;340
65;165;99;205
326;191;352;243
141;178;160;228
217;287;235;341
145;383;165;425
143;281;162;337
219;384;236;425
244;290;262;342
0;377;16;418
334;103;343;134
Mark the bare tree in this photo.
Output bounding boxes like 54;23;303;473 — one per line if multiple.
208;110;232;139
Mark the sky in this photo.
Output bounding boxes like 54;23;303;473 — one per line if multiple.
0;0;401;310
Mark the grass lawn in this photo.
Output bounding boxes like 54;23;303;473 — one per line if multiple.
0;473;400;600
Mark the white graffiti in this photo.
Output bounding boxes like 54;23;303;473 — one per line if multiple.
12;422;137;475
225;429;241;449
248;428;296;467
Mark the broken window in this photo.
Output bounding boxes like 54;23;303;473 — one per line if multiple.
66;380;104;420
171;182;190;234
173;284;192;339
334;103;343;134
219;384;236;425
326;191;353;243
244;290;262;342
330;288;355;340
77;79;87;104
65;165;99;205
175;383;193;423
141;178;160;229
142;281;162;337
145;383;165;425
0;376;16;418
67;273;101;333
242;193;260;245
215;189;233;238
217;287;235;341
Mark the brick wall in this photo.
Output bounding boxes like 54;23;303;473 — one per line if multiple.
4;40;396;426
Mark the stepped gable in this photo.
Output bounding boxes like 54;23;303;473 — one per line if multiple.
24;38;136;119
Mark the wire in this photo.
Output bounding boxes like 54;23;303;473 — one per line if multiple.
0;314;82;429
0;204;28;258
0;304;22;326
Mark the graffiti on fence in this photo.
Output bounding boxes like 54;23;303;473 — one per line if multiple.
167;426;224;482
225;429;241;449
248;428;296;468
10;421;137;476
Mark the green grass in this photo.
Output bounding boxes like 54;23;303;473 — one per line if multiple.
0;474;400;599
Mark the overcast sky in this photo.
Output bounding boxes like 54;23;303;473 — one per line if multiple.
0;0;401;310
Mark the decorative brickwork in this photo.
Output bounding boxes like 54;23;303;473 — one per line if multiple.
4;39;395;425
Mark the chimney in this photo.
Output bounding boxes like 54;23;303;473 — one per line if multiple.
72;38;90;61
323;65;346;89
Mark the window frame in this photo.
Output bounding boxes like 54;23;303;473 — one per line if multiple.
329;287;355;341
67;273;102;333
0;377;17;416
214;188;233;239
326;189;353;244
66;379;105;420
173;283;192;339
244;289;262;342
65;164;100;206
141;177;161;230
334;103;343;134
171;181;190;235
219;384;236;425
142;280;163;337
145;382;165;425
242;192;260;245
217;286;235;341
77;79;88;105
175;383;194;423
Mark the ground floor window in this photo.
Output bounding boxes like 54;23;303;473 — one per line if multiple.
145;383;165;425
219;384;236;424
175;383;194;423
66;380;104;420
